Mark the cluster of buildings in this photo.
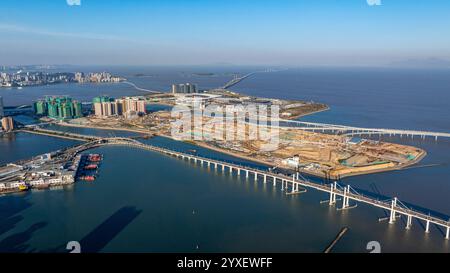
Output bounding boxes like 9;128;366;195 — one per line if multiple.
0;71;124;87
93;96;146;118
0;72;75;87
74;72;123;83
33;96;83;120
171;83;199;94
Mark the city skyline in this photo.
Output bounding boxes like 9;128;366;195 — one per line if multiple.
1;0;450;66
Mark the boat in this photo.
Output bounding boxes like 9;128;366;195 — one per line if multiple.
88;154;103;162
80;176;96;182
84;164;98;170
18;184;29;191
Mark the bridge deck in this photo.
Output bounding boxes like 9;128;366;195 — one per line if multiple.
93;138;449;233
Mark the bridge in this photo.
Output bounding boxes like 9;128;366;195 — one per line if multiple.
121;81;162;94
18;127;101;142
222;72;257;89
280;119;450;141
74;137;450;240
221;68;283;90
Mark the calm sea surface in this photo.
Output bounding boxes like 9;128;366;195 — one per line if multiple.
1;67;449;252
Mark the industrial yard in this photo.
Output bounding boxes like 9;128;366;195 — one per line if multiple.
0;140;103;195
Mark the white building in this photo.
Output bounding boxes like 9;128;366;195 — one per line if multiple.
282;155;301;168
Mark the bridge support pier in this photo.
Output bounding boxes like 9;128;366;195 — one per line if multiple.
406;215;413;229
246;170;249;178
341;185;350;209
291;175;297;193
291;183;297;194
446;227;449;240
345;185;350;207
389;197;397;224
237;168;240;176
229;166;233;174
425;220;430;233
329;182;336;206
281;180;285;191
273;177;276;187
263;175;267;183
254;172;258;181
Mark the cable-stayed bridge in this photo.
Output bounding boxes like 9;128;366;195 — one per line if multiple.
76;137;450;240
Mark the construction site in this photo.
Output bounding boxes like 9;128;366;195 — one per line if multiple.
55;90;425;179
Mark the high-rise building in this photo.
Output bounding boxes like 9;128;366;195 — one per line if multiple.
0;96;4;117
60;102;73;119
47;103;58;118
123;97;146;113
1;117;14;132
33;100;47;115
93;96;116;117
114;99;124;116
73;101;83;118
33;97;83;120
93;102;103;117
171;84;180;94
92;96;146;117
171;83;198;94
101;102;114;116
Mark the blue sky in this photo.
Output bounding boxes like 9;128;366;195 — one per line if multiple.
1;0;450;66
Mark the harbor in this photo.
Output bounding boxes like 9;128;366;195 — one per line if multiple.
0;140;104;194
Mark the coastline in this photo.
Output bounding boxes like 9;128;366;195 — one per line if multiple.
289;105;330;120
48;96;427;181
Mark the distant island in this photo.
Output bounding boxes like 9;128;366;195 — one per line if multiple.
192;73;215;76
133;73;158;77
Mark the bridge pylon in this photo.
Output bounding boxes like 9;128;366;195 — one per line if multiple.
389;197;398;224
